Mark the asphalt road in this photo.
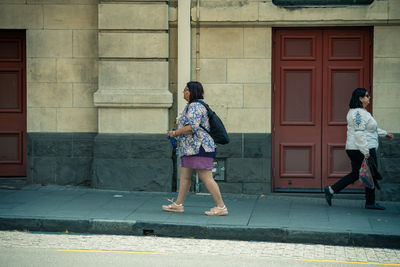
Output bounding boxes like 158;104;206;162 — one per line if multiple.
2;247;399;267
0;231;399;267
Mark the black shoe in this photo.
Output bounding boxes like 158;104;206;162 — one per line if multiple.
324;186;333;206
365;203;386;210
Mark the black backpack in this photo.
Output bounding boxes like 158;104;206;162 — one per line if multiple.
193;100;230;145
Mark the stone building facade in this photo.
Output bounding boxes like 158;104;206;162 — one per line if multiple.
0;0;399;200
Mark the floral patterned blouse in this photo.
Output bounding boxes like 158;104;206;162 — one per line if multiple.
177;101;216;157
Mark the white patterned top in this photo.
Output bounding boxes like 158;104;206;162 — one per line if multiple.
345;108;387;155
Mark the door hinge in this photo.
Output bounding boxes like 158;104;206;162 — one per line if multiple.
273;167;275;178
273;83;276;93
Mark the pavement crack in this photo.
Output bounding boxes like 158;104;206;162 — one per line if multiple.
246;195;260;226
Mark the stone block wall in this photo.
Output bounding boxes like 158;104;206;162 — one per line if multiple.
372;24;400;201
0;1;99;133
194;134;271;194
193;0;392;24
92;1;173;190
95;1;172;134
0;0;98;186
168;3;272;193
1;0;399;197
221;134;271;194
183;4;272;194
27;132;174;192
168;0;400;195
193;27;272;134
373;26;400;133
377;134;400;201
0;0;173;189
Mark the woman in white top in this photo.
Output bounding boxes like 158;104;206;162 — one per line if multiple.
324;88;394;210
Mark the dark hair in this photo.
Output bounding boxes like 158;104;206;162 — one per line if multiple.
187;81;204;102
349;88;367;109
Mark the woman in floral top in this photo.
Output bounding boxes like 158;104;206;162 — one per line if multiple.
162;81;228;216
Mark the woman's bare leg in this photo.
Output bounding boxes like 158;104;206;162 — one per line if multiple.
197;169;225;207
175;167;193;205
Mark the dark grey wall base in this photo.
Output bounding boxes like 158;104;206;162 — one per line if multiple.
377;133;400;201
92;134;173;192
27;133;173;192
0;178;27;190
27;133;95;186
27;133;270;194
25;132;399;200
185;133;271;195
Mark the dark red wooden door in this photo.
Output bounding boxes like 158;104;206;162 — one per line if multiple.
272;28;372;191
0;30;26;177
321;28;371;189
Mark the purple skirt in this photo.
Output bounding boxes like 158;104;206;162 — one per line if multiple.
181;156;214;170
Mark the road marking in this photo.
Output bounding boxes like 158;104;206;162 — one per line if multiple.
58;249;167;255
297;259;400;266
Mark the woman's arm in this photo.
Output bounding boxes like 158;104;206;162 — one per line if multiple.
167;125;192;138
386;133;394;140
377;128;394;140
167;103;203;138
377;128;387;137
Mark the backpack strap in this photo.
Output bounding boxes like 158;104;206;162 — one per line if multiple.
191;100;212;135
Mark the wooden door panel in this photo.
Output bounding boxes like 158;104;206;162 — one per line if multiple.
322;28;371;189
281;36;317;60
0;38;22;61
280;143;316;177
281;67;317;125
327;67;364;124
328;35;365;60
0;132;22;163
0;30;26;177
0;69;22;111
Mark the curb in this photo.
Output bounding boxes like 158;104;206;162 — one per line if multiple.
1;216;399;249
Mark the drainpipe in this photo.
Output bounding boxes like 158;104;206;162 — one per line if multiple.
195;0;200;81
195;0;200;192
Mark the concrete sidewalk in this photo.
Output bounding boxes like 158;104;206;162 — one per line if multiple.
0;185;399;248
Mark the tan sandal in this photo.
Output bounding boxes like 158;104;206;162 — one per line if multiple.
205;205;228;216
162;198;184;213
